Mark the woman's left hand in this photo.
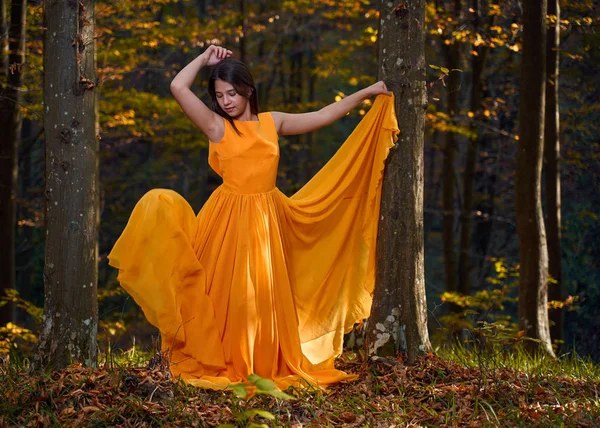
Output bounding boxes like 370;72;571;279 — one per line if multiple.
368;81;392;97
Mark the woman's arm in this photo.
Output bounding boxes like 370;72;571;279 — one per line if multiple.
270;81;391;136
170;45;232;142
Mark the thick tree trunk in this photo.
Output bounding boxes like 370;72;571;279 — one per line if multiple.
516;0;554;356
442;0;462;298
0;0;26;325
367;0;431;363
34;0;99;370
544;0;562;347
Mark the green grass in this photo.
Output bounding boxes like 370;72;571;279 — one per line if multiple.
438;341;600;380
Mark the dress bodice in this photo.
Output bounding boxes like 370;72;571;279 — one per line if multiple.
208;112;280;194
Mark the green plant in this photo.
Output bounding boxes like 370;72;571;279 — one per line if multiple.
0;289;43;324
0;289;42;356
220;374;294;428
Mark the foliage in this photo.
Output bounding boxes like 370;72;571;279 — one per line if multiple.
0;289;42;324
435;257;579;356
224;374;294;428
435;258;519;342
0;323;37;356
0;290;41;356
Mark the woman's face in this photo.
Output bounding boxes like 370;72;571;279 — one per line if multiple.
214;79;249;119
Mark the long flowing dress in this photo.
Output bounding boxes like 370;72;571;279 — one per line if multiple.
108;94;399;390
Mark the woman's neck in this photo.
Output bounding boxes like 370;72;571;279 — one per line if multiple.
232;103;255;122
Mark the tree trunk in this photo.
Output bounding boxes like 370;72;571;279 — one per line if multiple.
15;119;37;315
34;0;99;370
516;0;554;357
458;0;490;296
442;0;462;298
367;0;431;363
0;0;26;325
544;0;562;347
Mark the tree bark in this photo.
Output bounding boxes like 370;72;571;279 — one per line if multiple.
516;0;554;356
367;0;431;363
0;0;27;325
34;0;99;370
544;0;562;347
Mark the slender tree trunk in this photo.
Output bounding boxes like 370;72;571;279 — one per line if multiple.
544;0;562;347
34;0;99;370
516;0;554;356
367;0;431;363
442;0;462;298
458;0;490;296
16;119;35;315
0;0;26;325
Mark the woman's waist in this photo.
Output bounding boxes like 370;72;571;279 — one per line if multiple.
218;182;278;196
217;170;278;195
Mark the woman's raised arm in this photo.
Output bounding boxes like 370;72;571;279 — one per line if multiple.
270;81;391;136
170;46;232;142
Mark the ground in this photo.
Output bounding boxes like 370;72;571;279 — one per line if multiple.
1;351;599;427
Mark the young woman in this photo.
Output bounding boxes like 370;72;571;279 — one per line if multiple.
108;45;399;390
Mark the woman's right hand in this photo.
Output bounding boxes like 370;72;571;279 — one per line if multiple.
367;81;392;97
202;45;233;66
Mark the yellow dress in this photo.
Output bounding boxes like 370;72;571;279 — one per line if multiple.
108;94;399;389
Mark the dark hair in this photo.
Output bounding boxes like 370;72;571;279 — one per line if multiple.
208;58;259;135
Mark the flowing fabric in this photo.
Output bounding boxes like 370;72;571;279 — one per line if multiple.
108;94;399;389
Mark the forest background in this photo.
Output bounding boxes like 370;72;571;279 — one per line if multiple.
1;0;599;362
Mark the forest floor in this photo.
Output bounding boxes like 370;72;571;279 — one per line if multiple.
1;349;599;427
